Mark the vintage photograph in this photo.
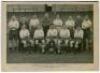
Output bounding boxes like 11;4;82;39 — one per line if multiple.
7;4;93;63
6;2;93;63
1;1;99;71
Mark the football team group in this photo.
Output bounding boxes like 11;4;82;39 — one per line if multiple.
8;13;93;54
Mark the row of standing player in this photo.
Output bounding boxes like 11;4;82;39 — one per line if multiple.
8;13;92;54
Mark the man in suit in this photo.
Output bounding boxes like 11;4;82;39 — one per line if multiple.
42;13;51;37
75;15;82;28
19;16;28;29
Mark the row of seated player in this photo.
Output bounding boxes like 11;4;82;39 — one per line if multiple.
19;25;83;40
8;24;84;54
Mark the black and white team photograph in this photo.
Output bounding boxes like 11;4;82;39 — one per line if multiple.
6;2;94;63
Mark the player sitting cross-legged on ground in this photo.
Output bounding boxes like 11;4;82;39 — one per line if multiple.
33;26;45;53
19;24;30;53
46;26;58;54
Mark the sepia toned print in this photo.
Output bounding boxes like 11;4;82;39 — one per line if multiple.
1;1;99;71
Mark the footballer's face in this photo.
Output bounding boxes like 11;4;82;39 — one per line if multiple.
77;27;81;30
44;13;49;18
56;15;60;19
12;16;16;21
69;16;72;20
22;25;26;29
32;15;37;19
84;15;89;20
42;40;45;43
76;15;81;19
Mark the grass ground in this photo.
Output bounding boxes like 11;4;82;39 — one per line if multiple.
7;51;93;63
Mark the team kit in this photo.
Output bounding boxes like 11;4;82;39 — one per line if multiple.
8;13;92;54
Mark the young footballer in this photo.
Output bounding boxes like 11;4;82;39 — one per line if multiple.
58;26;71;53
82;15;92;51
74;26;84;53
46;26;58;53
53;14;63;26
33;26;44;53
19;24;30;53
29;15;40;38
8;15;19;51
65;16;75;39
